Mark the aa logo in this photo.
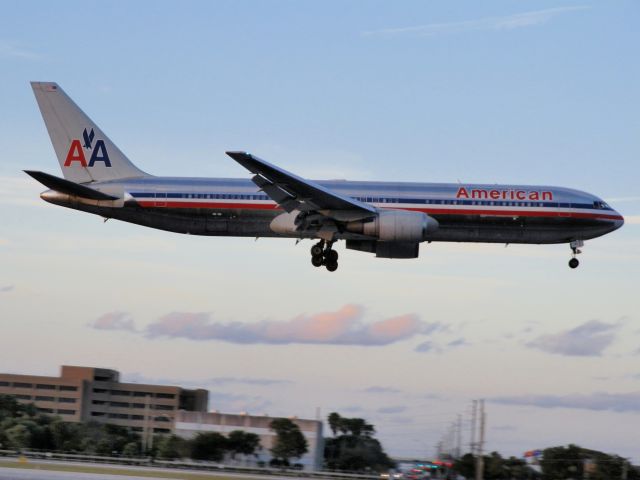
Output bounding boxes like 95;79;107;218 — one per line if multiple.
64;128;111;167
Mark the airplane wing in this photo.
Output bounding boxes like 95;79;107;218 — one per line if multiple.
226;151;376;222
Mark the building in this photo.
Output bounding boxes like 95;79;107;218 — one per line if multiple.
0;366;324;470
175;410;324;471
0;365;208;434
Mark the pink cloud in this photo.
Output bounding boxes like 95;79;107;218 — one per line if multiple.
90;312;136;332
144;305;441;346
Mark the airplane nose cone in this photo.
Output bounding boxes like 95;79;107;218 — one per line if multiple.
614;214;625;230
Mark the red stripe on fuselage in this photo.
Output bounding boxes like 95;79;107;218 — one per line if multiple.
138;201;280;210
404;207;623;221
135;201;622;221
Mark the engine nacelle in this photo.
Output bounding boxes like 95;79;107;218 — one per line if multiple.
270;211;299;234
346;240;420;259
348;210;438;243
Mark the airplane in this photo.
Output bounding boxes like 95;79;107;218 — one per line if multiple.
26;82;624;272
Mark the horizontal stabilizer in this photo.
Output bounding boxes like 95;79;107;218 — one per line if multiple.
24;170;118;200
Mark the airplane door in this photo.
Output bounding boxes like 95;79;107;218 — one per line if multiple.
155;192;167;207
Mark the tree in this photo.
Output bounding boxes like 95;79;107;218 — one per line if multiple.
454;452;535;480
324;435;394;472
269;418;308;466
328;412;342;437
342;418;375;437
5;424;31;450
0;395;24;420
122;442;140;458
156;435;189;460
190;432;228;462
227;430;261;459
324;412;390;472
541;445;640;480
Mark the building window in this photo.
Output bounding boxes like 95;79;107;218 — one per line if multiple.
91;412;105;417
58;398;76;404
57;409;75;415
92;400;106;405
36;384;56;390
111;390;131;396
154;416;171;422
59;385;78;392
93;388;108;394
153;428;171;434
109;401;129;408
37;408;54;414
154;405;174;411
108;413;129;419
132;403;145;409
94;375;111;382
131;427;143;432
13;382;32;388
0;381;9;387
155;393;175;399
131;415;144;420
15;395;31;400
133;391;151;397
35;396;55;401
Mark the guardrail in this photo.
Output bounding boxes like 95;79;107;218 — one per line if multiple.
0;449;380;479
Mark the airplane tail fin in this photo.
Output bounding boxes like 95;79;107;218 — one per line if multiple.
31;82;149;184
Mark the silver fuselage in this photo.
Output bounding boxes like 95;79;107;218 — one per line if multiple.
40;176;624;245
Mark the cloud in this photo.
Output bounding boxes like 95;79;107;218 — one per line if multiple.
377;406;407;415
526;320;618;357
205;377;292;386
363;386;401;394
0;286;14;293
339;405;365;414
491;392;640;413
363;6;589;37
89;312;136;332
447;337;469;348
145;305;441;346
0;40;41;60
414;336;468;353
123;372;291;388
387;416;413;424
415;340;439;353
207;391;273;414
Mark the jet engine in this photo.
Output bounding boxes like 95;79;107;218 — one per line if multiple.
346;210;438;243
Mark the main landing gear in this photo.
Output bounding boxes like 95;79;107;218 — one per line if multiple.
568;240;584;269
310;240;339;272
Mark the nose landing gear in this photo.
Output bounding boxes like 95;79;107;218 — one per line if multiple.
310;240;339;272
568;240;584;269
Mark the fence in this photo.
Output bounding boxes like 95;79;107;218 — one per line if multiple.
0;449;380;479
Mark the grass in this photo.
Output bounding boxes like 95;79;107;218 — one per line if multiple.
0;459;261;479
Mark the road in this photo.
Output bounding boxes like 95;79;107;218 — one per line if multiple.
0;468;160;480
0;459;316;480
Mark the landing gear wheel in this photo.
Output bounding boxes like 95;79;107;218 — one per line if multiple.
310;243;324;257
311;255;324;267
568;240;584;269
325;249;338;263
325;261;338;272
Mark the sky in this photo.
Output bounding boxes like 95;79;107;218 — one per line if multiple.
1;0;639;463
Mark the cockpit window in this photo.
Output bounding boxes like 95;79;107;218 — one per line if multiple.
593;201;610;210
